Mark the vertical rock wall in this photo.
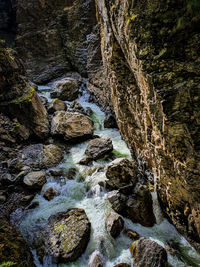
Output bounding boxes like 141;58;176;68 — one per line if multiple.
95;0;200;250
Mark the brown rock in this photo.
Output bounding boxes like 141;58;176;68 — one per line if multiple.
113;264;130;267
0;42;49;140
85;138;113;160
129;238;168;267
51;78;79;101
20;144;63;170
48;99;67;114
51;111;94;141
123;229;140;241
88;251;104;267
34;208;91;263
106;213;124;238
23;171;46;189
106;158;137;194
43;187;57;201
0;215;35;266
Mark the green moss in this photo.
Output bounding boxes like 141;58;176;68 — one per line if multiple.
0;262;17;267
126;14;137;24
11;86;35;105
110;4;116;11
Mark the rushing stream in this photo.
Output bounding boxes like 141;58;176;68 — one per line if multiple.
18;84;200;267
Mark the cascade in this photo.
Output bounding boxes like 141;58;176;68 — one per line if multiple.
17;84;200;267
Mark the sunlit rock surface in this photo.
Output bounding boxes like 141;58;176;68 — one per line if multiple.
96;0;200;249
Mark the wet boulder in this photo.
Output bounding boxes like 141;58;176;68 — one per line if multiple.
20;144;63;170
88;250;104;267
125;183;156;227
42;144;63;169
23;171;46;189
129;238;168;267
106;213;124;238
48;99;67;114
104;114;118;129
107;191;128;215
106;158;138;193
85;138;113;160
51;78;79;101
107;185;156;227
35;208;91;264
0;215;35;266
51;111;94;141
43;187;57;201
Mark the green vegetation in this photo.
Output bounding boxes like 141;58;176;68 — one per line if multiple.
177;0;200;29
126;14;137;24
0;262;17;267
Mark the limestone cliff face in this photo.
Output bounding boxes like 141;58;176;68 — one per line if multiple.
0;41;49;140
15;0;112;109
96;0;200;249
15;0;101;84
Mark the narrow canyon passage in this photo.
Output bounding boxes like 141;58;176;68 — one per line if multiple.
15;83;200;267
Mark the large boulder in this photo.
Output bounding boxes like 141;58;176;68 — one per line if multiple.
20;144;63;170
106;158;138;193
51;111;94;141
0;41;49;140
23;171;46;189
34;209;91;263
51;78;79;101
0;215;35;267
85;138;113;160
129;238;168;267
105;213;124;238
125;183;156;227
107;185;156;227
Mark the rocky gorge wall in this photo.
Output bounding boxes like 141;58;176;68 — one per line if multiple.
1;0;200;254
95;0;200;250
14;0;112;110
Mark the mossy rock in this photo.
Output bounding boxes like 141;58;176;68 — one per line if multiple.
0;215;35;267
34;208;91;264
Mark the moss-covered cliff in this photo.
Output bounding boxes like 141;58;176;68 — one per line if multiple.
95;0;200;250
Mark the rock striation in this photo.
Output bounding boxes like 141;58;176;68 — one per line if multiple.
96;0;200;249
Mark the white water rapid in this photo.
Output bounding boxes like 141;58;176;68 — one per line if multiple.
18;85;200;267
